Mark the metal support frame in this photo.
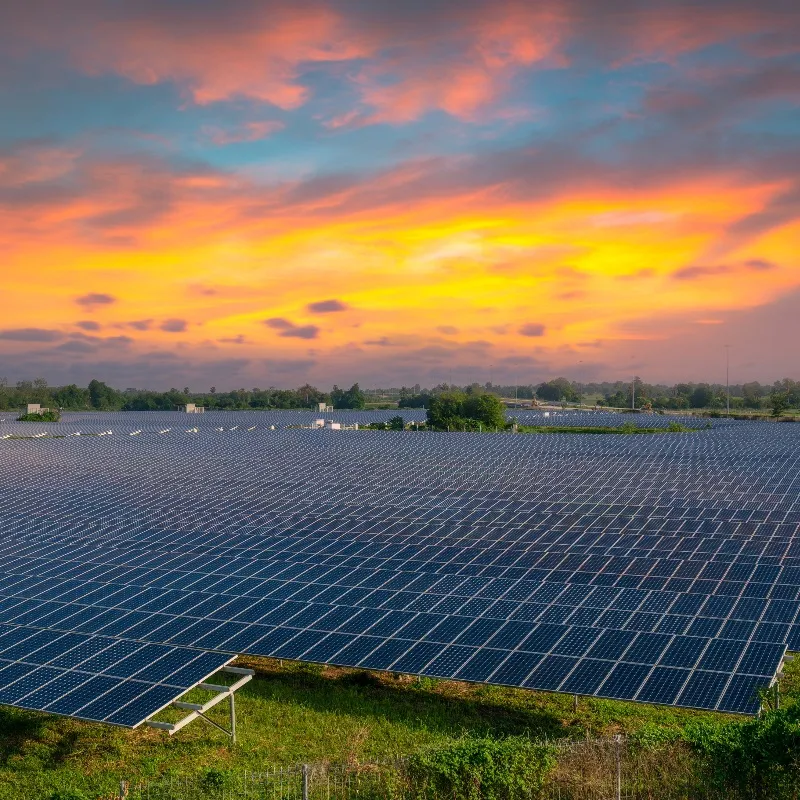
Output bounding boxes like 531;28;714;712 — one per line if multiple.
763;653;792;714
146;666;254;743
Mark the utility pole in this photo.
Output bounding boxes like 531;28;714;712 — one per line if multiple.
725;344;731;416
631;375;636;410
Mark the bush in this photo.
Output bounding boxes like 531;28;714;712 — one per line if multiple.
684;705;800;799
17;410;61;422
406;736;555;800
199;767;232;792
426;392;505;431
47;791;89;800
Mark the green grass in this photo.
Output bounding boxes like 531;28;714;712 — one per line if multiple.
3;657;798;799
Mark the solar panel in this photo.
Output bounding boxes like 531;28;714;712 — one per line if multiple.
0;622;232;726
0;412;797;720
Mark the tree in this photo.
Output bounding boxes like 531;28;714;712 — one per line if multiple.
770;391;790;418
51;384;89;409
536;377;577;402
331;383;366;409
690;384;714;408
741;381;763;409
426;391;468;430
388;415;405;430
88;379;122;410
426;391;506;430
463;393;506;429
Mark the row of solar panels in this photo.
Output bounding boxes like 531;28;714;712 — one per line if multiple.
0;408;712;432
0;421;797;723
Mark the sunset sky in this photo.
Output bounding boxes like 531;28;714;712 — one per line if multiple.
1;0;798;389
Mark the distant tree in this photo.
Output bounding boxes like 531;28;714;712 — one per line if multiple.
388;415;405;430
463;393;506;429
690;384;714;408
741;381;764;409
399;391;433;409
427;391;505;430
51;384;89;409
331;383;366;410
427;391;468;430
770;391;790;418
88;379;122;410
536;377;577;403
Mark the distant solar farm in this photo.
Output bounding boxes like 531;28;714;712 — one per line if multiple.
0;410;797;729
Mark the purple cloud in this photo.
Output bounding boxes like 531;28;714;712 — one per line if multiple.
127;319;153;331
0;328;63;342
160;319;188;333
76;320;101;331
281;325;319;339
437;326;459;335
75;293;116;308
745;258;777;271
672;265;732;281
218;335;247;344
307;299;349;314
263;318;293;329
262;318;320;339
519;323;546;337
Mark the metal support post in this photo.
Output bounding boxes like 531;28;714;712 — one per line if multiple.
302;763;309;800
230;691;237;745
119;780;129;799
614;734;622;800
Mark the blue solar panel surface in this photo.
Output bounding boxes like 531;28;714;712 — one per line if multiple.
0;621;231;726
0;411;796;719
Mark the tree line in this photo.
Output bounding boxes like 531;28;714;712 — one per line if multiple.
0;378;368;412
398;377;800;412
3;375;798;414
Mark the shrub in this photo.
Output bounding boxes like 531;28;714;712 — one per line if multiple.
199;767;232;792
684;705;800;799
17;410;61;422
406;736;555;800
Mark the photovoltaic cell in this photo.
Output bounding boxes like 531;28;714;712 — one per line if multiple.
0;411;796;720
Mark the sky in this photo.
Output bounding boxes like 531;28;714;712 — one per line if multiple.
0;0;798;390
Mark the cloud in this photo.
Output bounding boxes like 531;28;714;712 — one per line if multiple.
263;317;320;339
203;121;285;145
281;325;319;340
364;337;391;346
75;292;116;308
55;340;96;354
75;320;101;331
0;328;63;342
745;258;777;271
519;323;546;337
436;326;459;335
263;317;293;330
307;299;348;314
218;335;247;344
126;320;153;331
672;265;732;281
160;318;188;332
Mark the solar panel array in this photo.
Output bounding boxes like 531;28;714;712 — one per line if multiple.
0;621;231;726
1;415;798;722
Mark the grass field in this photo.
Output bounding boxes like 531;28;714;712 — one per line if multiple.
2;656;797;799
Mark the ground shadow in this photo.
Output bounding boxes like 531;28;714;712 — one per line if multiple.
235;660;571;740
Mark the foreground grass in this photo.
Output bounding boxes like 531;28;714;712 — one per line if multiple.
3;657;797;799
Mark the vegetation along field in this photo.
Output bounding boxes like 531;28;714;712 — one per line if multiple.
1;657;799;800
